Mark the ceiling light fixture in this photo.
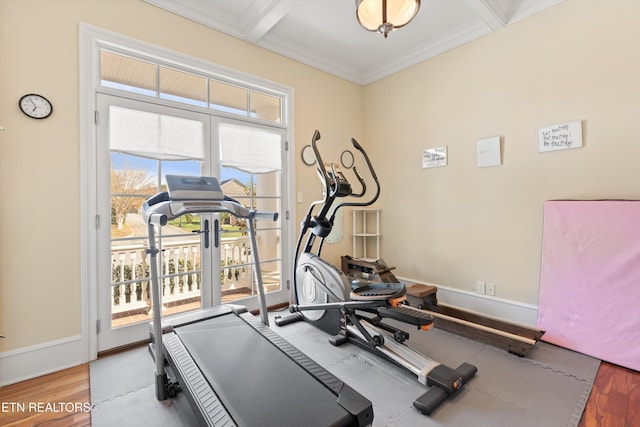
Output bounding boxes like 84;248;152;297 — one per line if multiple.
356;0;420;38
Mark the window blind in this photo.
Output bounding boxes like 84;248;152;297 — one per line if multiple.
220;123;282;173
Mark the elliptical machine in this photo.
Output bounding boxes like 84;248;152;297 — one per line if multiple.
276;130;477;416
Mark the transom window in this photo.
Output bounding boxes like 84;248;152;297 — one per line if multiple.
100;49;283;123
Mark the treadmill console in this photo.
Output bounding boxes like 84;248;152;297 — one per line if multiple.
166;175;223;201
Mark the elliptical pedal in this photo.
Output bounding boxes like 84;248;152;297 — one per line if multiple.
377;305;434;328
351;283;406;301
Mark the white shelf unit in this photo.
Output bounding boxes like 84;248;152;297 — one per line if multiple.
352;209;380;261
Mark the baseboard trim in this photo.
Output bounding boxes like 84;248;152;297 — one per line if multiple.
397;276;539;327
0;335;85;386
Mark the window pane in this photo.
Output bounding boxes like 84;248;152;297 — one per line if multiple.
209;80;248;115
159;66;207;107
250;91;281;123
220;229;252;302
261;260;282;294
254;170;281;198
100;50;157;96
110;152;204;328
110;242;153;328
110;169;155;237
220;170;251;199
160;160;202;183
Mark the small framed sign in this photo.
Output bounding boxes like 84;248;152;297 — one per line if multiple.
538;121;583;153
422;146;447;169
476;136;501;167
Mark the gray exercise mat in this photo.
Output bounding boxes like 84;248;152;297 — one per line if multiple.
90;346;199;427
272;312;599;427
90;311;599;427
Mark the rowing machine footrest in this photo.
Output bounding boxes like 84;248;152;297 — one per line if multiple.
377;306;434;327
427;363;477;394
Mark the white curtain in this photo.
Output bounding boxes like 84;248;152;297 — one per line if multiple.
219;123;282;173
109;106;204;160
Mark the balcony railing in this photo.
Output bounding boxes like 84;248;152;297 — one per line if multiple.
110;235;277;327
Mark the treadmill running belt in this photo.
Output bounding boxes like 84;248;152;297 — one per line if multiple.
175;314;354;427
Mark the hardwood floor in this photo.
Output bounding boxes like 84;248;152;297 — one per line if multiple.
578;362;640;427
0;360;637;426
0;364;91;427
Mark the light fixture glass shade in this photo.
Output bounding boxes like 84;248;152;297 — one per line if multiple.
356;0;420;38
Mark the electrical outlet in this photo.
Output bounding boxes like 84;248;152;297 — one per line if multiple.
486;282;495;296
476;281;486;294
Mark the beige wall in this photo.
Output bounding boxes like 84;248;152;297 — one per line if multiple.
2;0;638;358
0;0;362;352
363;0;640;304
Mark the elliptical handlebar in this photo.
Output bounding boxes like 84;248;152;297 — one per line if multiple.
310;130;335;198
351;138;378;182
308;130;379;208
343;137;380;208
350;166;367;198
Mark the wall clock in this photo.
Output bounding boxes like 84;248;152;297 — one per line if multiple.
19;94;53;119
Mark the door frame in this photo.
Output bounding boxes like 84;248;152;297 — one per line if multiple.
80;24;296;360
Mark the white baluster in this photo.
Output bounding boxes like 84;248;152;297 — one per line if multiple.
118;253;126;306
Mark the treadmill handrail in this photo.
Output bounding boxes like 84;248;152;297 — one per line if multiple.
142;192;278;223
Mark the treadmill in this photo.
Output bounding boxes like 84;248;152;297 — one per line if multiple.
143;175;373;427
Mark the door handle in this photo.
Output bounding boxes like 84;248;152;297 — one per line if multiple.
214;219;220;248
204;219;211;249
191;218;218;248
192;219;211;248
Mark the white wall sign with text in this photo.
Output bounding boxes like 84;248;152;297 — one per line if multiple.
422;146;447;168
538;120;583;153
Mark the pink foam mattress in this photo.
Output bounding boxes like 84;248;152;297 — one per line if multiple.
538;200;640;371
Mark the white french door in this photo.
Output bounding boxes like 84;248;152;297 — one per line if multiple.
96;94;216;351
213;116;288;310
96;94;289;351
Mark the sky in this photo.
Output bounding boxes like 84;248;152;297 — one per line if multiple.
111;152;250;186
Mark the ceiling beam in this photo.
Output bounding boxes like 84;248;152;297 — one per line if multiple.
244;0;294;43
464;0;507;31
